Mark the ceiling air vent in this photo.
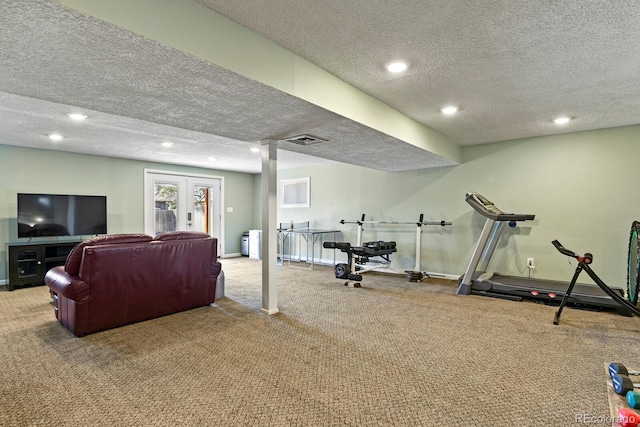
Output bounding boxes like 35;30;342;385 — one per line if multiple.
282;134;327;146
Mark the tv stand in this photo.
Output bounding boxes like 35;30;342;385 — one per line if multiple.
7;240;81;291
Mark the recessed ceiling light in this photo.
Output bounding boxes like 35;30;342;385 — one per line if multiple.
440;106;459;115
67;113;87;121
207;157;216;161
250;147;260;153
161;141;174;147
386;61;409;73
553;116;571;125
48;133;63;141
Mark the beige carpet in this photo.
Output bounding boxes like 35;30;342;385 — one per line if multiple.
2;257;640;426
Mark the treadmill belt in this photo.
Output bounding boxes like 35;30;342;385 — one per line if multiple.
475;272;632;315
491;274;623;298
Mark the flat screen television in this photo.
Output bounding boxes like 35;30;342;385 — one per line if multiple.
17;193;107;238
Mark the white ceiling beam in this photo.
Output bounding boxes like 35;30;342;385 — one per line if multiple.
57;0;461;164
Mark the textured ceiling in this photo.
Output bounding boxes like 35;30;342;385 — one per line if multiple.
0;0;456;173
197;0;640;145
2;1;637;175
0;92;334;174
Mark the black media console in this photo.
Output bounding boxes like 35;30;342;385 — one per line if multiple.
6;241;80;291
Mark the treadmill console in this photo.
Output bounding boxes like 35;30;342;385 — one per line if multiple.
465;192;535;222
468;193;502;215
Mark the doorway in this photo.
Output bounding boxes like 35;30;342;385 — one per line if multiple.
144;170;224;254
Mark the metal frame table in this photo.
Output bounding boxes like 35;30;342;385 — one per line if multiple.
278;226;340;270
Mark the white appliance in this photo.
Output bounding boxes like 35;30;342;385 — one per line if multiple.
249;230;262;260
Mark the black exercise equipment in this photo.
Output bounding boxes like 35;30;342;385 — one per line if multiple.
457;192;629;315
323;241;397;287
552;240;640;325
629;221;640;306
339;214;451;281
406;271;425;282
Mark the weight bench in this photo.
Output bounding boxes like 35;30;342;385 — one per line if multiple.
323;241;397;287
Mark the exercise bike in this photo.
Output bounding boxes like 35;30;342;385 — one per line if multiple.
551;240;640;325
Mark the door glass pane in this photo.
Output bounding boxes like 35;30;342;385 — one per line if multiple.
154;183;178;235
192;186;209;233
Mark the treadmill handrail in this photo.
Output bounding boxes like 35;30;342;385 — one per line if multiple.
465;192;535;222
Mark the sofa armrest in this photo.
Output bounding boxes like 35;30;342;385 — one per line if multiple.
212;261;222;277
45;266;89;301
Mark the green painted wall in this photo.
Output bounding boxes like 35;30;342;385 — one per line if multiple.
0;144;255;283
8;122;636;289
257;125;640;287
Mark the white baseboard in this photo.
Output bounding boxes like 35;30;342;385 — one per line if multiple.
220;253;241;258
317;259;459;280
280;255;339;266
252;253;461;281
424;272;460;281
361;267;457;281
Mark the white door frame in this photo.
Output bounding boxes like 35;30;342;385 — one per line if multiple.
144;168;225;256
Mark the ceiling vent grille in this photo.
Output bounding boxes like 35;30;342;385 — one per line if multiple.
282;134;327;146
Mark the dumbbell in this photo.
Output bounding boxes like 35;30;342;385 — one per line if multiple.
628;390;640;410
609;363;640;378
612;373;640;396
609;363;640;396
619;407;640;427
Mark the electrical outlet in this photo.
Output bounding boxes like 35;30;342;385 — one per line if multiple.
527;257;535;268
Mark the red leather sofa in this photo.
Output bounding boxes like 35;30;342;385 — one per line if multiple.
45;231;222;337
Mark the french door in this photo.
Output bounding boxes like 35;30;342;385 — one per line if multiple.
144;170;223;253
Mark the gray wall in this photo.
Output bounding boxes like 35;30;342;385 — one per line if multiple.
0;144;255;283
259;125;640;287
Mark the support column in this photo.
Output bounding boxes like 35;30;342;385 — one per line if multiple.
260;139;279;314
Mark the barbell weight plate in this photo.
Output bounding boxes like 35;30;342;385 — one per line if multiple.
335;263;349;279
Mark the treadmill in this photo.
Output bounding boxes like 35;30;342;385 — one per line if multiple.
456;192;631;316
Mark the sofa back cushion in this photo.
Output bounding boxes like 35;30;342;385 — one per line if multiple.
65;234;153;275
153;231;211;241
